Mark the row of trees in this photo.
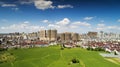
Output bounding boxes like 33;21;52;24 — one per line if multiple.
87;47;105;51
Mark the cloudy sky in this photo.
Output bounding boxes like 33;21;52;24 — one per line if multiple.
0;0;120;33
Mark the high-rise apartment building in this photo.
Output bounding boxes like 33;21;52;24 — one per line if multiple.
65;32;71;41
39;29;57;41
72;33;79;41
39;30;46;41
60;33;65;41
60;32;72;42
51;29;57;41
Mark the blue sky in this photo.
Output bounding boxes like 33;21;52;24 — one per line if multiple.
0;0;120;33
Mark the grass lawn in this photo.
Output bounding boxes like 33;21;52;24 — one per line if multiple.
0;46;120;67
105;57;120;65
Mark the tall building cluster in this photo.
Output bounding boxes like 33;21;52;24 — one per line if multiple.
0;30;120;52
27;30;80;42
0;30;120;43
39;29;57;41
59;32;79;42
25;30;120;42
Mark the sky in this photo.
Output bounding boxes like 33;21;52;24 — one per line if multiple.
0;0;120;33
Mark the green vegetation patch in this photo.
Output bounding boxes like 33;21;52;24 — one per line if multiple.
0;46;120;67
105;57;120;65
0;52;16;67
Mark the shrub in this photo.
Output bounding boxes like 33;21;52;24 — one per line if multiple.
0;48;4;51
0;53;16;63
76;45;80;47
0;48;8;51
87;47;91;50
94;47;105;51
14;47;18;50
87;47;105;51
61;47;64;50
114;51;118;55
71;58;79;63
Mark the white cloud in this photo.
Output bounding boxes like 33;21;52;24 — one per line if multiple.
56;18;70;26
96;24;120;32
96;27;104;30
117;19;120;22
48;24;54;27
1;0;74;10
96;23;105;30
42;20;49;23
57;5;73;9
69;25;78;29
106;26;120;32
107;26;119;29
46;18;74;32
97;23;105;27
34;0;55;10
72;21;91;26
19;0;33;4
84;17;94;20
46;18;92;33
96;21;111;31
0;3;19;11
100;20;104;22
1;4;17;7
11;7;19;11
0;21;44;33
1;19;8;22
47;18;72;32
18;0;73;10
24;21;29;24
48;24;60;29
1;18;119;33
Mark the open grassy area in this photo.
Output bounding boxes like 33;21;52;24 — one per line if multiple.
0;46;120;67
105;57;120;65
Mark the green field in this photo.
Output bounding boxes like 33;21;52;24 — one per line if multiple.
0;46;120;67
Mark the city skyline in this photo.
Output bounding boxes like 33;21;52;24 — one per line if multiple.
0;0;120;33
